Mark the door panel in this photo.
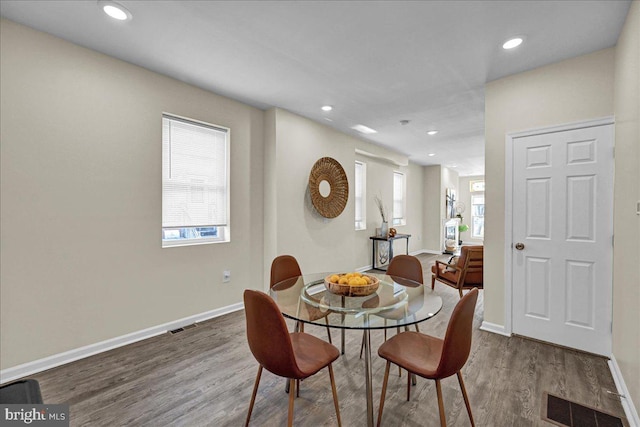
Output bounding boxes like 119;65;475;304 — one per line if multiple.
565;260;595;328
512;124;613;356
566;175;596;241
526;178;551;238
525;257;551;319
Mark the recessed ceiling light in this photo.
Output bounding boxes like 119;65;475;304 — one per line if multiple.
321;105;333;112
351;124;377;134
428;153;436;157
324;118;333;122
449;165;458;168
98;1;132;21
427;130;438;136
502;37;523;50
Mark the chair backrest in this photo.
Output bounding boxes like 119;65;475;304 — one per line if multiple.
436;288;478;378
386;255;423;285
270;255;302;289
243;290;301;378
457;246;483;285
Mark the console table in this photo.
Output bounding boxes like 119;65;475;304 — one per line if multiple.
369;233;411;271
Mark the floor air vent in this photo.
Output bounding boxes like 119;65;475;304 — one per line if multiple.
169;324;197;334
543;392;624;427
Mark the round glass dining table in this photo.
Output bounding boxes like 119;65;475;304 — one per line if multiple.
270;272;443;427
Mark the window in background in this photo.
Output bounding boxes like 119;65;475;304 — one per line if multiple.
162;114;230;247
355;161;367;230
392;171;406;226
470;180;485;192
471;194;485;239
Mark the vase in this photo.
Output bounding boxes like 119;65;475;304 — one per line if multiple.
380;221;389;238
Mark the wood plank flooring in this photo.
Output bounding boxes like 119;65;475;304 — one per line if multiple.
22;254;627;426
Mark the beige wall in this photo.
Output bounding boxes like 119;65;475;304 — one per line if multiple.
458;175;485;244
612;0;640;410
266;108;425;273
0;19;266;369
0;20;430;371
484;48;615;326
423;165;443;252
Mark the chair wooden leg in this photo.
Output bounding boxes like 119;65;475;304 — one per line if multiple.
415;323;420;333
435;379;447;427
396;327;402;377
407;369;412;401
457;371;475;427
377;361;391;427
431;275;436;289
458;287;464;298
328;364;342;427
359;331;372;359
288;378;295;427
245;366;263;427
296;379;300;397
324;317;332;344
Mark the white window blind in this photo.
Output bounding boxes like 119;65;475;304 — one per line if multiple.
355;161;366;230
393;171;405;226
162;115;229;239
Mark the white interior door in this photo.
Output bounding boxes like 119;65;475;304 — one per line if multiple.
512;123;614;356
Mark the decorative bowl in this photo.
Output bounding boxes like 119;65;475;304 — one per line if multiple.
324;274;380;297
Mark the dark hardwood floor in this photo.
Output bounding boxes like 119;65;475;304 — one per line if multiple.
24;254;627;426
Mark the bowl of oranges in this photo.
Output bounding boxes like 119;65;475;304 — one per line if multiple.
324;272;380;297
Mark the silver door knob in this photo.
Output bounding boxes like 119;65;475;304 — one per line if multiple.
515;243;525;250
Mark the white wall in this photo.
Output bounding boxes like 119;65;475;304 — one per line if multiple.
612;0;640;411
484;47;615;327
0;19;266;369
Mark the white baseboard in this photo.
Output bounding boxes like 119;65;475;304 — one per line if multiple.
0;302;244;385
480;321;512;337
411;249;442;256
609;354;640;427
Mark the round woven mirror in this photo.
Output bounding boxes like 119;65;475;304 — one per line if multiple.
308;157;348;218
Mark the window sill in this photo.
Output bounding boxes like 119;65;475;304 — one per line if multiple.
162;238;229;248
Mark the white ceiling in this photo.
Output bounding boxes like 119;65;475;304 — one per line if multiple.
0;0;631;176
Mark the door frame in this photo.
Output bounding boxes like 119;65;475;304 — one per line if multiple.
503;116;614;339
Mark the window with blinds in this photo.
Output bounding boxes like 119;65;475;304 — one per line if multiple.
355;161;366;230
392;171;406;226
162;114;230;247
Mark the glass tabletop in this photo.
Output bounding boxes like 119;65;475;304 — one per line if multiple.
269;272;443;330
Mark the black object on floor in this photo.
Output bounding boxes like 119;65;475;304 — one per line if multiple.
545;393;624;427
0;379;43;404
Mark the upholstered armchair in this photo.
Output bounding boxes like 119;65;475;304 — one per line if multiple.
431;245;483;298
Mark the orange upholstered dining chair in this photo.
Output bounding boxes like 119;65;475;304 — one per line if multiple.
431;246;483;298
270;255;332;343
360;254;425;382
365;255;424;343
243;290;342;427
376;288;479;427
